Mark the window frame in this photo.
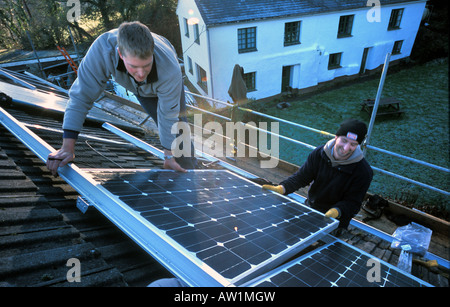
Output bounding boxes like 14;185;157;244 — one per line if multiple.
388;8;404;30
328;52;343;70
284;21;301;46
187;56;193;75
243;72;256;92
238;27;257;53
392;40;403;55
196;64;208;94
337;14;354;38
183;18;190;38
194;23;200;44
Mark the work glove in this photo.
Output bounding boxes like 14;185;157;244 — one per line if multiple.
325;208;340;219
249;177;274;186
262;184;285;195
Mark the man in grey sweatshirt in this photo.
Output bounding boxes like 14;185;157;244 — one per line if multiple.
47;21;196;175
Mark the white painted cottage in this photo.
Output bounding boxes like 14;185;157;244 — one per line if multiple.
176;0;427;103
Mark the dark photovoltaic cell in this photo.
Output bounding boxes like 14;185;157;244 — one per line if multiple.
247;240;432;287
88;169;338;285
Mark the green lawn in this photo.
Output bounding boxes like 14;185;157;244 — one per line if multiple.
248;58;449;214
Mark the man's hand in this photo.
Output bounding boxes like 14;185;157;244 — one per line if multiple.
46;138;76;176
262;184;285;194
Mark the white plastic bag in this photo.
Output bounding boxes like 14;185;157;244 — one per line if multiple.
391;222;432;257
397;249;414;273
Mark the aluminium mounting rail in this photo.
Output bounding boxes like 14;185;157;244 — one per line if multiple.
0;107;339;286
0;106;227;286
2;107;447;284
102;122;260;180
102;123;450;270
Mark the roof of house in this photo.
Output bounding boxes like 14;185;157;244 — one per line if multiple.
194;0;424;26
0;109;173;287
0;73;448;287
0;75;174;286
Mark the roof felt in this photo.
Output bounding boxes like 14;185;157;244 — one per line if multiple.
194;0;422;26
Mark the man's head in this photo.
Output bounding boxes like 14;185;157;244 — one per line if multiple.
333;119;367;160
118;21;154;59
118;21;154;82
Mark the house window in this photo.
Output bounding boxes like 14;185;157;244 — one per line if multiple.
187;56;193;75
196;64;208;94
194;23;200;44
238;27;257;53
243;72;256;92
328;52;342;70
284;21;301;46
338;15;354;38
392;40;403;54
183;18;190;38
388;8;404;30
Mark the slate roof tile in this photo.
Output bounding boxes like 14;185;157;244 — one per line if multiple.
195;0;416;25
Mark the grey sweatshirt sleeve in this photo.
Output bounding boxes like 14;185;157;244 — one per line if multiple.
62;36;111;134
151;35;184;150
156;78;183;150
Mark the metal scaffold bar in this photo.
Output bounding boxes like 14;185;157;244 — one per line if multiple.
371;165;449;196
238;106;335;139
364;53;391;154
182;57;449;196
102;122;257;179
366;144;449;173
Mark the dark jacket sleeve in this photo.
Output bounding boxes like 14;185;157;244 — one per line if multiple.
334;159;373;227
280;147;322;194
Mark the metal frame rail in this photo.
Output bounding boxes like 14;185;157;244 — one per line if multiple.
2;105;447;277
1;68;448;268
241;234;434;287
184;78;449;197
102;122;258;179
0;107;341;286
2;64;447;196
0;106;228;287
350;219;449;269
102;123;449;269
184;93;449;196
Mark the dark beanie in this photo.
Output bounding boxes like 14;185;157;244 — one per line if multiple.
335;119;367;144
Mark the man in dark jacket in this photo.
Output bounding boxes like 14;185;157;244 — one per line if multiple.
263;119;373;229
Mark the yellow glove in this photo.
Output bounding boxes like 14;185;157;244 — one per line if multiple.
262;184;285;194
325;208;340;219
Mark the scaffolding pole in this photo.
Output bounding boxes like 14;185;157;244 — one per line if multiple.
364;53;391;155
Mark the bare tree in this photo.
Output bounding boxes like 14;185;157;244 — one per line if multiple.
0;0;181;53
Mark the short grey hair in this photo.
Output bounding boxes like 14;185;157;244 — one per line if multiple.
117;21;154;59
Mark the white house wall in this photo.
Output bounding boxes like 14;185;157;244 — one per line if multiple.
177;0;212;97
178;0;426;103
207;20;318;101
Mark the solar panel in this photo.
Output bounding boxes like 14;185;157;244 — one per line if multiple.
244;240;433;287
86;169;338;286
0;81;138;131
